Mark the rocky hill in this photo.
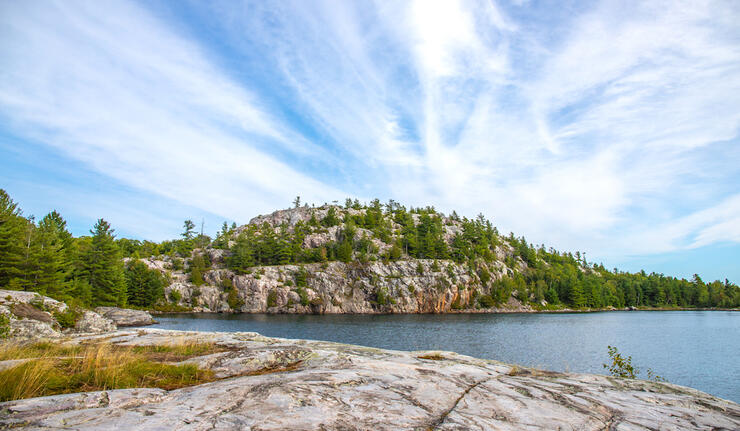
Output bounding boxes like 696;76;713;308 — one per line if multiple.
146;204;539;314
126;202;739;314
2;328;738;430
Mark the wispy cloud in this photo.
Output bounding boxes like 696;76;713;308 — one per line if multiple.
0;0;344;223
1;0;739;270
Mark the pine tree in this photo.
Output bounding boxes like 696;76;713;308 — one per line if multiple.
182;220;196;240
125;260;164;306
0;190;26;288
83;219;126;306
34;211;74;299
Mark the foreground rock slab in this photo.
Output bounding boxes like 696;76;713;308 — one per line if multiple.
1;329;738;430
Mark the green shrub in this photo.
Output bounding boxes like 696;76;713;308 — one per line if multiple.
227;286;244;310
0;314;9;339
478;294;495;308
53;308;81;329
171;258;183;271
416;262;424;275
169;290;182;303
267;290;278;308
603;345;636;378
294;266;308;287
295;287;309;306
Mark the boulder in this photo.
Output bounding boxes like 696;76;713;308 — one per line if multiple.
94;307;155;327
74;311;116;333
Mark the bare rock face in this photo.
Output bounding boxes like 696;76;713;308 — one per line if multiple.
94;307;155;327
74;311;116;333
1;329;738;430
163;259;531;314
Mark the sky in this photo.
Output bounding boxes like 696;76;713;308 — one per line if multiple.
1;0;739;283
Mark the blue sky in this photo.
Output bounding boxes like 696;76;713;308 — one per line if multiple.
1;0;739;283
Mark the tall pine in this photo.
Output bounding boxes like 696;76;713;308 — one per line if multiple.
82;219;126;306
0;190;26;288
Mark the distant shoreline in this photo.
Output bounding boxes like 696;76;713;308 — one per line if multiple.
149;306;740;315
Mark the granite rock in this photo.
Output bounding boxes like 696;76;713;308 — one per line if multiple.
1;329;738;430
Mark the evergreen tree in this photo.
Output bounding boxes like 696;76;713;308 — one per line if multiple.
0;190;26;289
125;260;164;307
34;211;73;299
82;219;126;306
182;220;196;240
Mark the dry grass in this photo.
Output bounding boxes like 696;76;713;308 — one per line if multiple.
417;353;447;361
0;341;222;402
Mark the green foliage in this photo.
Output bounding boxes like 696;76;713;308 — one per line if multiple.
168;289;182;303
81;219;126;307
188;254;207;286
294;266;308;287
124;260;165;307
0;314;9;339
322;207;340;227
267;290;278;308
295;286;309;306
603;345;637;378
53;308;81;329
227;286;244;310
478;294;495;308
603;345;665;382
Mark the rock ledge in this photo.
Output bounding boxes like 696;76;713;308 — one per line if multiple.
1;329;738;430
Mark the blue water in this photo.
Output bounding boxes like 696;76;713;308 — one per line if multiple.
155;311;740;402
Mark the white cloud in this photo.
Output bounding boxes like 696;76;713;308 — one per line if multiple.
1;0;739;264
0;0;343;222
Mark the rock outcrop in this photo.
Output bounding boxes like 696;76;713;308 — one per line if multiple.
74;310;117;333
163;259;533;314
0;290;156;339
1;328;738;430
94;307;155;327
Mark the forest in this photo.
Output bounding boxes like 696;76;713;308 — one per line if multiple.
1;190;738;310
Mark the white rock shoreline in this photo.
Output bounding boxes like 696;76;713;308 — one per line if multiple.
1;328;738;430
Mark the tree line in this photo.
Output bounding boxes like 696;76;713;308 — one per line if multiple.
1;189;738;310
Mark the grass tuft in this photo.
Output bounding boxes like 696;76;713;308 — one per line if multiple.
0;341;221;402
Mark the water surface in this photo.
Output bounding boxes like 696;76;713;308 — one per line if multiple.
156;311;739;402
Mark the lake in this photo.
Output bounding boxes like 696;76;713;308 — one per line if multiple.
155;310;739;402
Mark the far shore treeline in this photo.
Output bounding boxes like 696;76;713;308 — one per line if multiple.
0;189;738;310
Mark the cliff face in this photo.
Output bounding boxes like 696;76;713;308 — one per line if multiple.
3;328;738;430
160;258;533;314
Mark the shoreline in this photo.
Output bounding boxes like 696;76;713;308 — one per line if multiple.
148;306;740;315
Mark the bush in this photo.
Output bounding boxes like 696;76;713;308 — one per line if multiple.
53;308;81;329
0;314;9;339
295;287;309;306
603;345;665;381
294;266;308;287
267;290;278;308
220;276;233;291
478;294;496;308
169;290;182;303
227;286;244;310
